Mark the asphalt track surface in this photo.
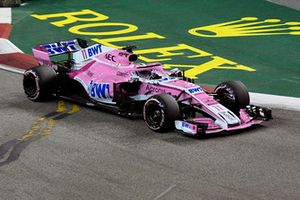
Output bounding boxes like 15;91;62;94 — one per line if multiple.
0;71;299;200
1;1;300;198
269;0;300;10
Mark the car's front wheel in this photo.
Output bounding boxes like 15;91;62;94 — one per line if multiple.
214;80;250;113
143;94;180;132
23;66;57;102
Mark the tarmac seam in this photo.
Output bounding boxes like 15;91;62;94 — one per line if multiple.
153;184;176;200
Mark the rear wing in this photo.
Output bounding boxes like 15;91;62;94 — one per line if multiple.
32;38;87;65
34;38;86;56
32;38;115;65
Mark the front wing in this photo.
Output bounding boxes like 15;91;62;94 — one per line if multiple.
175;105;272;136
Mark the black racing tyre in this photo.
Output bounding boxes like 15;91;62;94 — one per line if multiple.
214;80;250;113
143;94;180;132
23;66;57;102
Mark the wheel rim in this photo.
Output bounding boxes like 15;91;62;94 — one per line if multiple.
144;102;163;130
216;85;236;106
24;73;38;97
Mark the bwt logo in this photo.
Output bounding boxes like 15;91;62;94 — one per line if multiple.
88;81;111;99
188;87;203;94
87;44;102;57
43;41;77;55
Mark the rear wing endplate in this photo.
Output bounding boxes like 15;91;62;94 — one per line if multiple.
32;38;116;64
33;39;86;56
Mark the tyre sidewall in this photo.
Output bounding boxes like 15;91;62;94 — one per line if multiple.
23;66;57;101
143;94;180;132
215;80;250;112
23;69;41;101
143;97;166;131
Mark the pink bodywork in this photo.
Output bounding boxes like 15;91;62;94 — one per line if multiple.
69;48;262;134
33;44;263;135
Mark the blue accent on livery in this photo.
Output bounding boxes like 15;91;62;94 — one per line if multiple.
182;121;189;128
87;44;102;57
88;81;111;99
187;86;203;94
159;77;177;82
42;40;79;56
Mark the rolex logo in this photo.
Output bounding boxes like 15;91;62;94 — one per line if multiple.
188;17;300;38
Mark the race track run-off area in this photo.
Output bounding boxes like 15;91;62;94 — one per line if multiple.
0;1;300;200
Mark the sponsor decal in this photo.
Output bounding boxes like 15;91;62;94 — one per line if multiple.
105;53;116;62
88;80;111;99
182;121;189;128
116;71;129;77
42;40;78;55
118;52;129;57
187;86;203;94
188;17;300;38
158;77;177;82
81;49;87;59
218;110;239;125
86;70;94;77
159;77;168;82
219;111;236;121
73;43;114;63
84;44;102;59
182;121;197;132
146;85;166;93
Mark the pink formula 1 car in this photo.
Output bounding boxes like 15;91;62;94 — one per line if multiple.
23;39;272;136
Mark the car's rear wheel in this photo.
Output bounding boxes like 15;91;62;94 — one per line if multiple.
143;94;180;132
214;80;250;113
23;66;57;102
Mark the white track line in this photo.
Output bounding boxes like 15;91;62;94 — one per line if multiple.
250;92;300;111
0;8;11;24
0;64;25;74
153;185;176;200
0;38;23;54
